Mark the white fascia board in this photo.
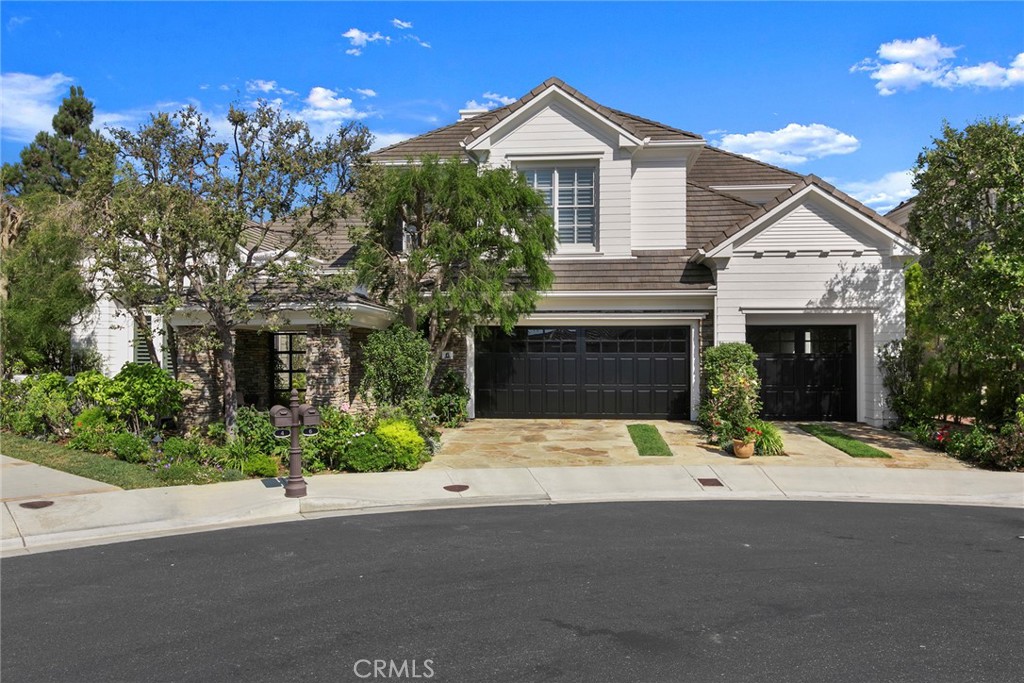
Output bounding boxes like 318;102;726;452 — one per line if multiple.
521;312;709;326
464;85;644;152
704;185;919;258
167;301;395;331
709;184;794;192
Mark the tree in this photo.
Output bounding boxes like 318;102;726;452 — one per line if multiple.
0;86;98;374
908;118;1024;422
353;156;556;388
82;104;371;432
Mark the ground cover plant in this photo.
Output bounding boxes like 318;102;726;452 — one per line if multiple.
626;424;673;457
798;424;891;458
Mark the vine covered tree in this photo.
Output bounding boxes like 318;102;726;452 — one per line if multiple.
353;155;557;388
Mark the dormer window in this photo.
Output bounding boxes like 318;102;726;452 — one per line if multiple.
521;166;597;247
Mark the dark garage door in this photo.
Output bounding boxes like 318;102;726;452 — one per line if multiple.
747;326;857;421
475;327;690;418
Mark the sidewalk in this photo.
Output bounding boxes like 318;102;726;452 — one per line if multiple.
3;458;1022;556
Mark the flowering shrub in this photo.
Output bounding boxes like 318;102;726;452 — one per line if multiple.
752;420;785;456
739;426;762;445
68;406;119;453
698;343;762;445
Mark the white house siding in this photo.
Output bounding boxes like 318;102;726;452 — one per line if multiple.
630;150;687;250
713;200;907;425
715;253;905;426
72;296;133;375
486;102;633;257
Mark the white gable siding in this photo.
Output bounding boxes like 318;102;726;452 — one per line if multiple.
713;198;908;426
630;153;687;250
743;202;877;253
486;102;632;257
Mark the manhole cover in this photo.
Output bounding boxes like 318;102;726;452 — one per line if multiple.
19;500;54;509
443;484;469;493
697;478;724;487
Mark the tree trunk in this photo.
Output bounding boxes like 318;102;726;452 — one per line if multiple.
165;324;179;377
217;324;238;436
402;303;416;331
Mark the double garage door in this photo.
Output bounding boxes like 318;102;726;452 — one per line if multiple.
747;325;857;421
475;327;690;419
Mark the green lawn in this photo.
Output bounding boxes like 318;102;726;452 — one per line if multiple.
2;433;185;489
626;424;673;457
797;424;892;458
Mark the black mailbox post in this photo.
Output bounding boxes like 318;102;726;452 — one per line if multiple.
269;388;320;498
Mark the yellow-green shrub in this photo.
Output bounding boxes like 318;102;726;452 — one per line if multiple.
374;418;428;470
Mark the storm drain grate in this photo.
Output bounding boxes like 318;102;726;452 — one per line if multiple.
443;484;469;493
697;478;724;487
19;500;54;509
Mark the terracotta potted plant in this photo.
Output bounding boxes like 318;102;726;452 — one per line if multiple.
732;426;760;459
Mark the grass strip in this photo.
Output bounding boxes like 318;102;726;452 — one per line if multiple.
797;424;892;458
626;424;673;457
0;433;169;489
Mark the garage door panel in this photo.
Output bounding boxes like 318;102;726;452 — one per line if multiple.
750;325;856;421
476;326;690;418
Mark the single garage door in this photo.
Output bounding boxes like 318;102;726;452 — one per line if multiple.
475;327;690;419
747;325;857;421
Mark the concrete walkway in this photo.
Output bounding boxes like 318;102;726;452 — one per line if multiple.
3;456;1020;557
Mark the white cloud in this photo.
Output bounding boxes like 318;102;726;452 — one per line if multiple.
1010;114;1024;125
354;88;378;98
405;34;430;49
853;36;1024;95
199;84;210;91
7;16;30;31
464;91;516;110
246;79;278;93
392;18;413;30
0;71;74;142
369;131;415;151
837;170;915;213
717;123;860;165
342;27;388;56
218;84;231;91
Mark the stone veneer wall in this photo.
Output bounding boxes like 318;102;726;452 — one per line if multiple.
305;326;352;409
431;333;469;390
235;330;272;409
699;315;714;354
348;328;370;409
176;326;222;433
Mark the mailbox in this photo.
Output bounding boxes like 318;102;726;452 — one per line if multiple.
270;405;293;428
298;405;321;427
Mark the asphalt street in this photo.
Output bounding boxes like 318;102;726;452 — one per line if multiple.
2;501;1022;683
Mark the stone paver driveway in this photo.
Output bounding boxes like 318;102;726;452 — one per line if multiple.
426;419;969;471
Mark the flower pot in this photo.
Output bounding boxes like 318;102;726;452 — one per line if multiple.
732;439;754;459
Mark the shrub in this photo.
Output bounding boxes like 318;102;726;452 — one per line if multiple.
68;406;119;453
9;373;74;437
218;438;280;477
235;406;286;459
0;379;27;432
69;370;114;413
698;343;762;444
878;339;928;426
430;370;469;428
752;420;785;456
991;424;1024;471
343;433;393;473
107;363;187;435
375;418;429;470
945;426;997;461
109;432;150;463
307;406;358;471
361;324;432;406
160;436;203;463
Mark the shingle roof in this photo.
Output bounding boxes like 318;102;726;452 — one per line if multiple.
695;174;913;255
372;76;700;162
688;146;802;188
685;183;761;251
549;251;713;291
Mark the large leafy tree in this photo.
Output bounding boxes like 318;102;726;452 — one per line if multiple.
908;118;1024;422
353;155;556;387
82;104;371;431
0;86;98;374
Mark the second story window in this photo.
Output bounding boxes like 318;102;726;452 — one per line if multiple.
521;167;597;246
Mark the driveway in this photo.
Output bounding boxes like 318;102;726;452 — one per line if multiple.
427;419;970;470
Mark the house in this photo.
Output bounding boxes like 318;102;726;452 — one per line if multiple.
81;77;919;428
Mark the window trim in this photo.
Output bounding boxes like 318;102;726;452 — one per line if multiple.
518;162;599;252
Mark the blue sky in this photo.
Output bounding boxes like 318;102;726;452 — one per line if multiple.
2;1;1022;211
